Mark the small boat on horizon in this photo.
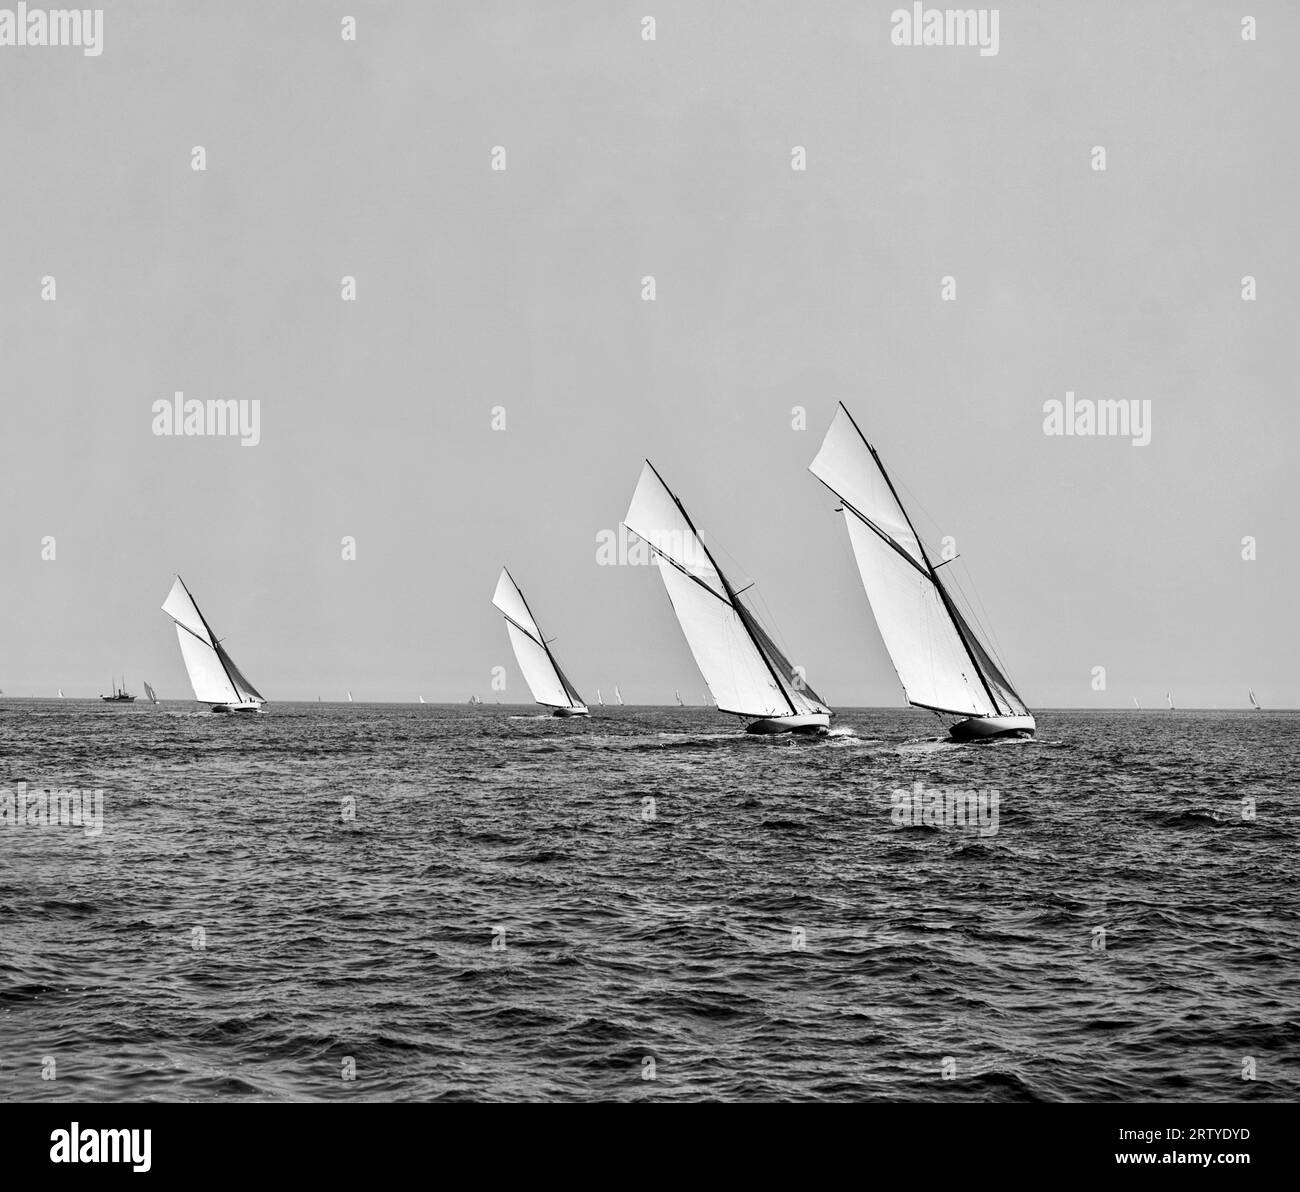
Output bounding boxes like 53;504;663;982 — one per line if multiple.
624;460;831;734
1167;692;1175;710
161;575;267;714
809;403;1034;741
596;689;605;706
1249;688;1261;711
101;676;136;704
142;680;159;705
492;567;589;718
615;685;624;706
675;689;685;707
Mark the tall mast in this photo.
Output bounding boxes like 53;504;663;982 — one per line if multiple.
643;461;798;716
836;404;1005;716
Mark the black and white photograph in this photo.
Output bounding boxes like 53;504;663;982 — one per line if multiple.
1;0;1295;1170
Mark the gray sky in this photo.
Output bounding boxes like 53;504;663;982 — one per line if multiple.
2;1;1295;708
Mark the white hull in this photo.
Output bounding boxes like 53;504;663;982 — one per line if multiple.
209;701;265;715
551;705;589;718
745;713;831;735
948;714;1034;741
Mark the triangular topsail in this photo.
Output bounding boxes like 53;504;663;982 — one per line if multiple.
492;569;588;713
623;462;830;723
161;576;265;709
809;405;1028;721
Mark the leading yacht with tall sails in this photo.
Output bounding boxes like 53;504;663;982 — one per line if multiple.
809;404;1033;741
624;460;831;734
161;576;267;714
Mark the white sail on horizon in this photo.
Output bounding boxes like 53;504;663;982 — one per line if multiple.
143;680;159;704
161;576;265;707
624;461;830;721
492;568;587;712
809;404;1028;720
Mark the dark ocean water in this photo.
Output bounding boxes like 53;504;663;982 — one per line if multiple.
0;701;1296;1103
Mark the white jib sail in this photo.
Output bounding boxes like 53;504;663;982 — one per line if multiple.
624;462;829;720
492;568;586;711
161;576;264;705
810;405;1025;718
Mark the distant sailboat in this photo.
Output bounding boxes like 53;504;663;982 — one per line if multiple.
347;691;354;702
467;694;483;705
1133;696;1141;710
161;576;266;714
492;567;589;718
57;688;64;698
624;461;831;734
419;695;426;704
809;404;1033;741
615;686;624;706
1166;692;1175;710
142;680;159;705
100;675;136;704
596;689;604;706
1249;688;1261;711
675;689;685;707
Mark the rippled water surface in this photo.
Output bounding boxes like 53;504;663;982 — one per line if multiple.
1;701;1296;1102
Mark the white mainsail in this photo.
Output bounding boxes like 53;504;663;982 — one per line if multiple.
1249;688;1260;710
492;568;588;712
143;680;159;704
809;404;1028;722
161;576;265;708
615;686;623;705
623;461;830;723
